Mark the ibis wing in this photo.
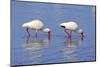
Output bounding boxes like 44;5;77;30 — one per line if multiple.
65;22;78;30
29;20;44;30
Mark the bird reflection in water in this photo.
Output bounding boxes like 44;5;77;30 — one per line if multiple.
22;36;50;63
61;38;83;62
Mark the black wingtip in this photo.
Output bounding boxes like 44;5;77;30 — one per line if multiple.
60;26;65;28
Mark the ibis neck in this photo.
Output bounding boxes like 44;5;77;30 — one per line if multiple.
48;31;51;40
75;28;81;34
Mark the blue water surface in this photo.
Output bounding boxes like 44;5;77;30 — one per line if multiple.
11;1;96;66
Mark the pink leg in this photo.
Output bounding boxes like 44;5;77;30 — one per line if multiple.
68;31;72;39
64;29;69;36
64;29;72;39
26;28;30;37
68;36;72;43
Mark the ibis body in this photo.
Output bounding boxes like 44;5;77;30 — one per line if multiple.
60;21;84;39
22;19;51;39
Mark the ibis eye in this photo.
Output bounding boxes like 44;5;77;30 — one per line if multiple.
61;26;65;28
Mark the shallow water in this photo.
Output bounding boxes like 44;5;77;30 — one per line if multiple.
11;1;96;66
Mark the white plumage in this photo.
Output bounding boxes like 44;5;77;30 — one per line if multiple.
60;22;78;31
22;19;44;30
22;19;51;39
60;21;84;39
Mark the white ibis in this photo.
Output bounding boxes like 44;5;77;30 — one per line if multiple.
22;19;51;40
60;21;84;40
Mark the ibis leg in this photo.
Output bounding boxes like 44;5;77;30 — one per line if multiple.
26;28;30;37
64;29;70;38
69;31;72;38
